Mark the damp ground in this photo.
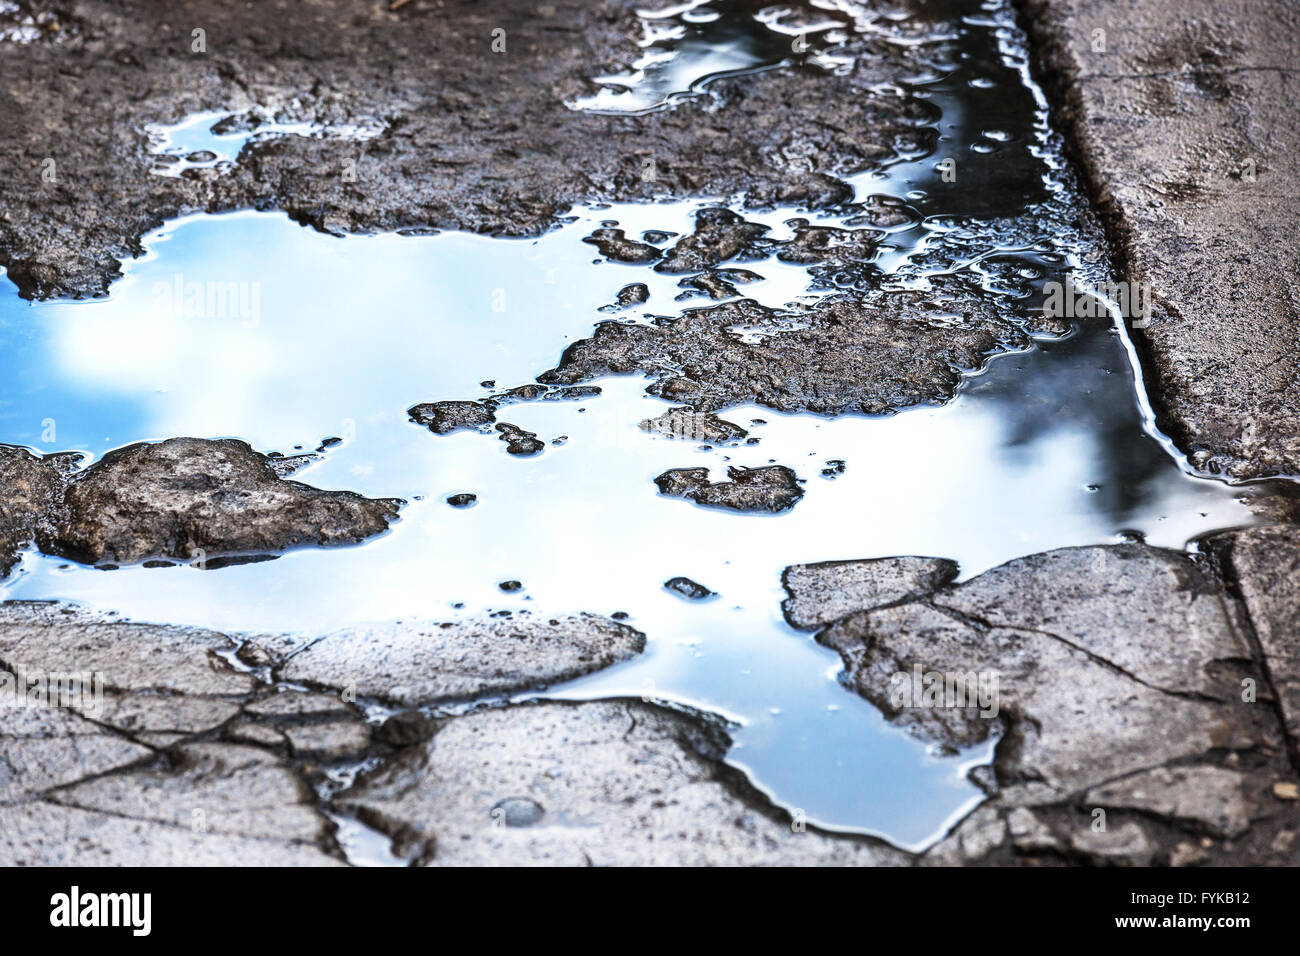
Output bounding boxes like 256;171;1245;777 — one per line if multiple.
0;0;1268;850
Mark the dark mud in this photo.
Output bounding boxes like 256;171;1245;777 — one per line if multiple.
639;407;747;444
0;0;958;300
664;576;716;600
407;401;496;436
540;284;1067;416
654;463;804;512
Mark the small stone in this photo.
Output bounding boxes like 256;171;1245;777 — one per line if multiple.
51;438;400;567
408;400;495;435
614;282;649;308
496;422;544;456
499;580;522;592
656;208;768;273
654;465;803;513
664;576;715;600
582;228;660;263
775;220;880;266
446;493;477;508
1273;782;1299;801
677;271;740;300
640;407;747;444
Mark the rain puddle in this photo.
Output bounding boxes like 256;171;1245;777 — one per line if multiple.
145;110;384;177
568;0;854;113
0;0;1267;850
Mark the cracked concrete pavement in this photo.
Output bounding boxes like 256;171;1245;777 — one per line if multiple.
0;0;1298;866
0;600;909;865
5;533;1296;865
781;543;1300;865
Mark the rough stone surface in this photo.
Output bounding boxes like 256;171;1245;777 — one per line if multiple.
640;407;747;444
52;438;401;566
655;207;770;273
281;719;372;761
1084;765;1253;838
0;445;79;576
495;422;545;456
0;705;152;804
49;741;334;847
0;0;955;300
782;556;959;630
0;603;348;865
820;546;1257;784
0;598;923;866
0;799;343;867
655;464;804;513
278;613;646;707
0;600;255;699
1215;525;1300;760
776;219;882;266
541;286;1063;416
407;401;496;435
338;699;909;866
607;282;649;311
583;227;661;264
3;439;400;572
0;601;695;865
1020;0;1300;478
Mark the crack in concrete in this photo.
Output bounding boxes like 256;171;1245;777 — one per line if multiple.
923;598;1225;705
1207;539;1300;776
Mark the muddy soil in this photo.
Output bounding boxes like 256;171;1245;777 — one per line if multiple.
0;0;951;300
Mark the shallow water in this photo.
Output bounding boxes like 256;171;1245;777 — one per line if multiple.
567;0;855;114
0;0;1264;850
145;110;382;177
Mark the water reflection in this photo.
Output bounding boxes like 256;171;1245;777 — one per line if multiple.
0;0;1265;848
568;0;853;114
0;205;1258;848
